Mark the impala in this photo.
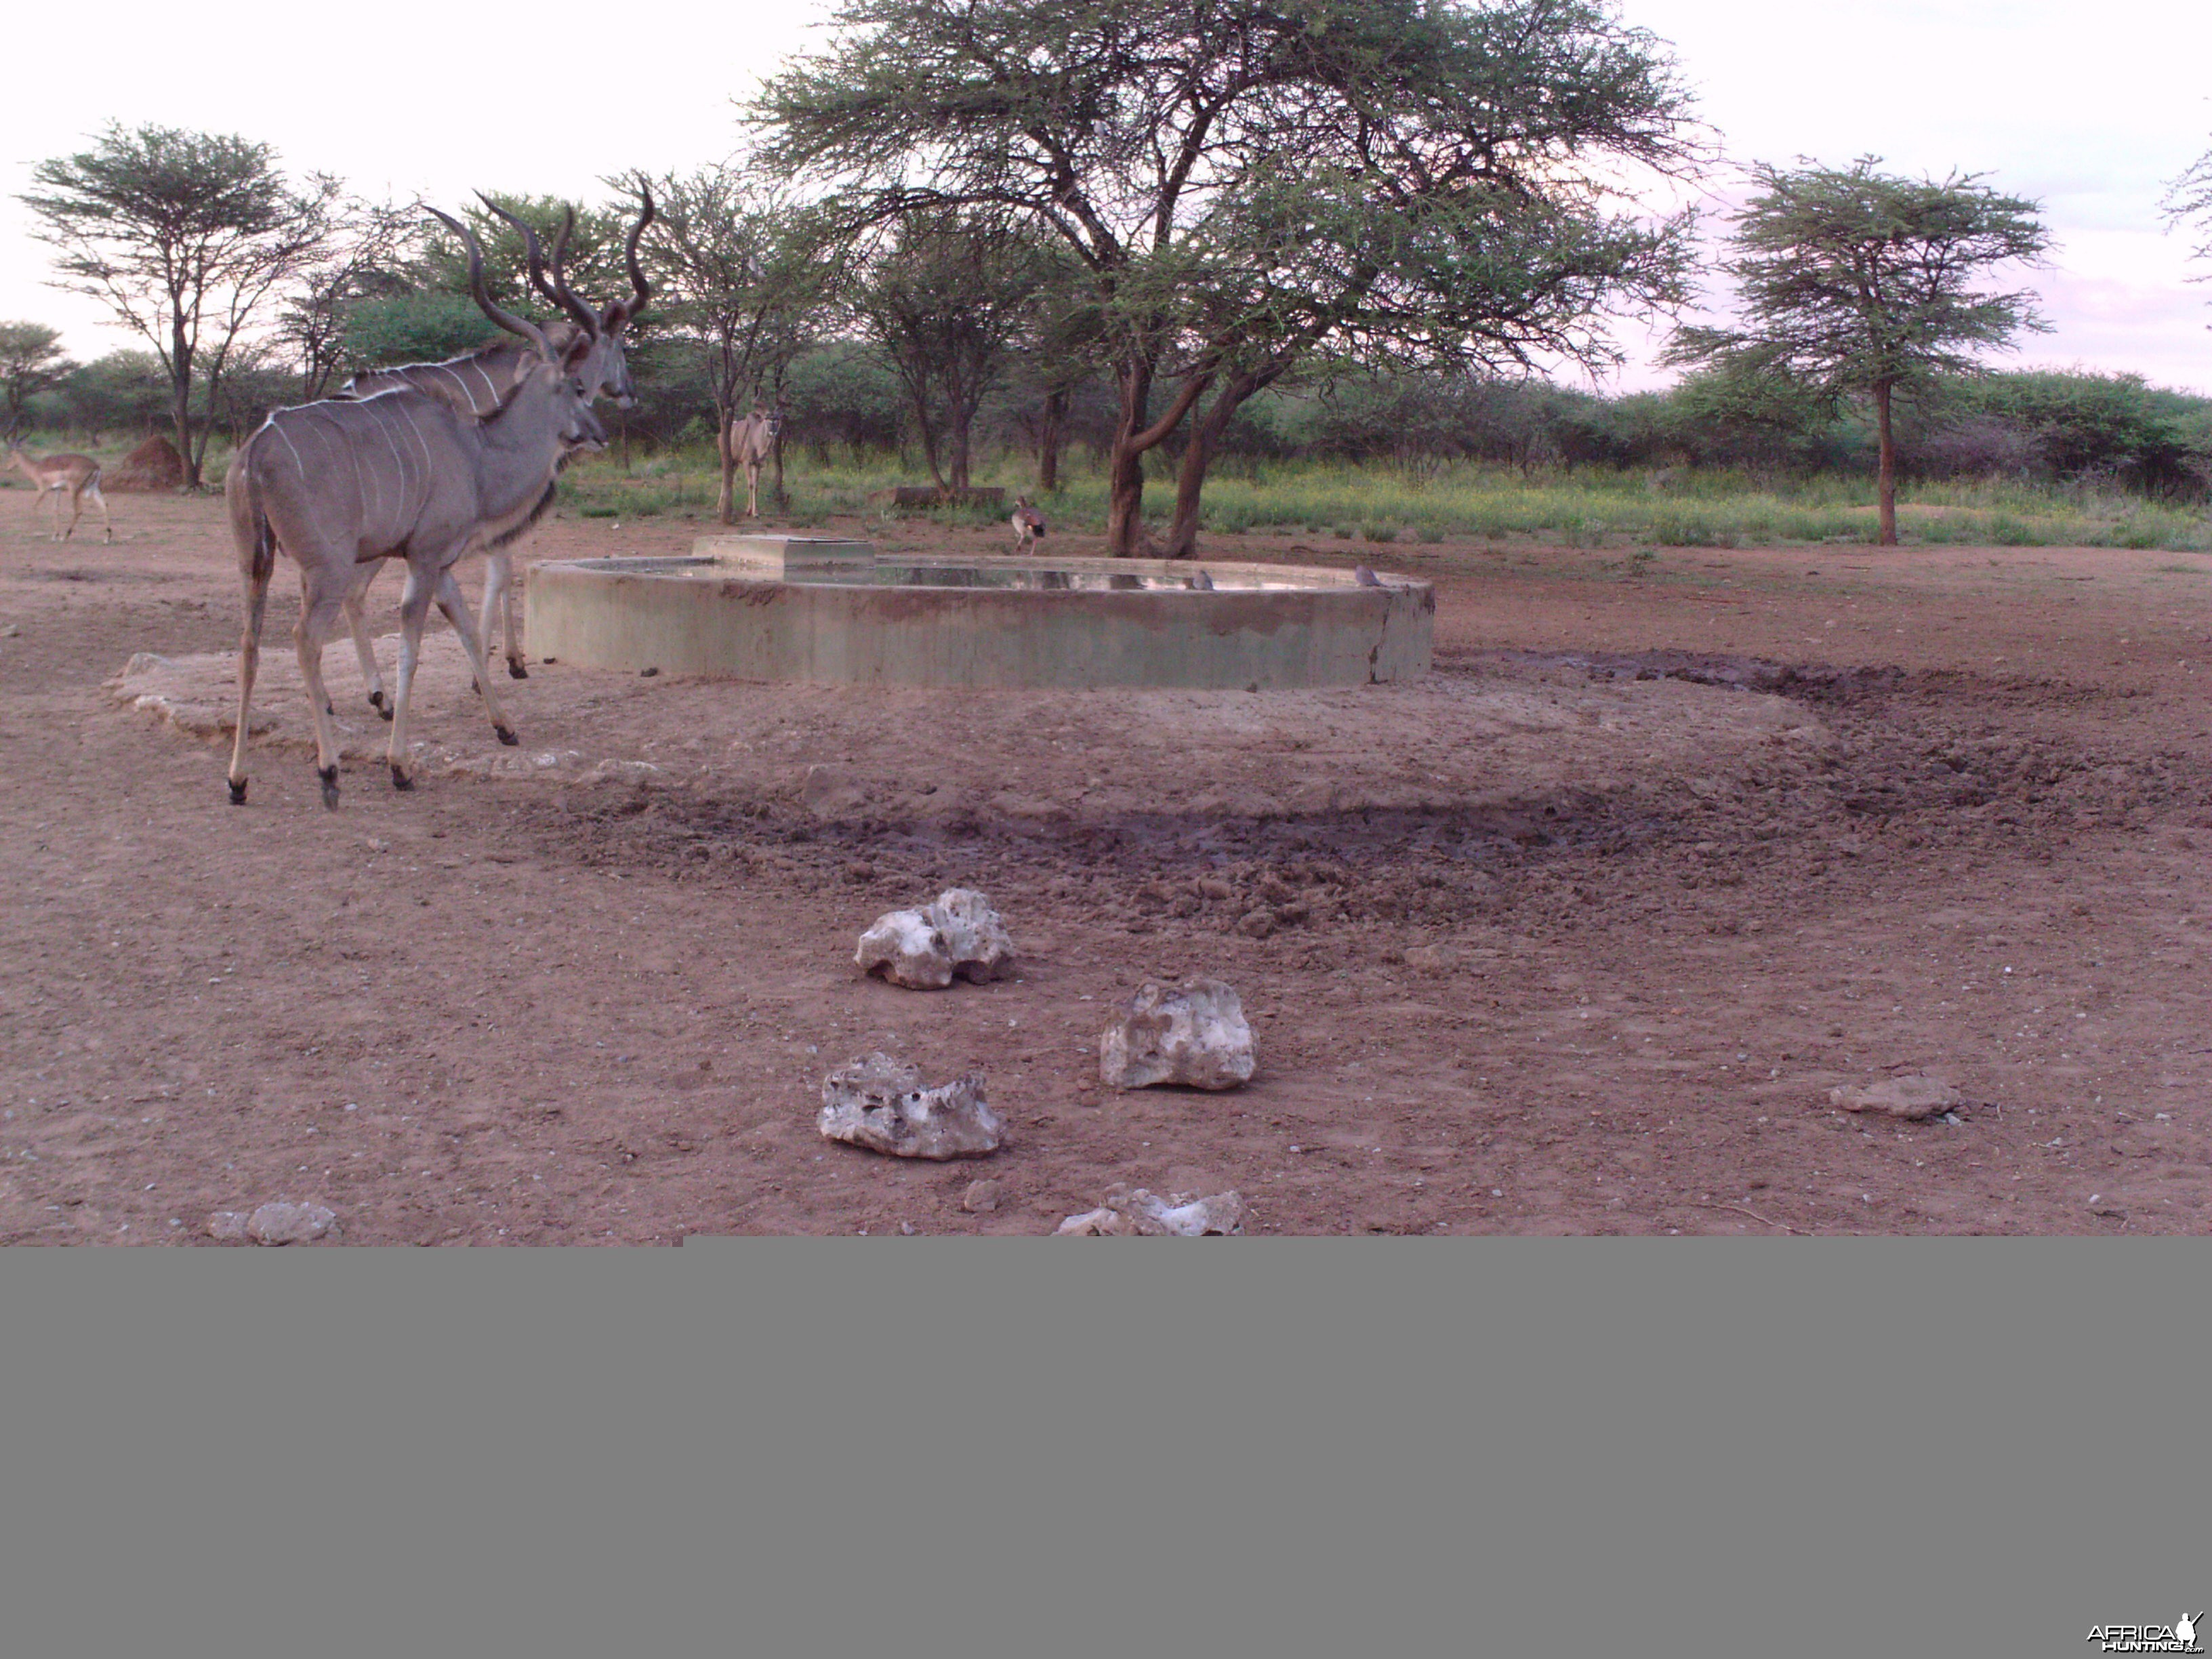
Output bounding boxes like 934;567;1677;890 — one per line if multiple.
4;434;112;542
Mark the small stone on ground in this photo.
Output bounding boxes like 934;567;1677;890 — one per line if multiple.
1829;1075;1962;1121
1054;1184;1245;1235
245;1201;337;1245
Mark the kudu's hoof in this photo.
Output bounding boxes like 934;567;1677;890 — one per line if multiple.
470;678;480;696
390;764;414;792
508;662;529;680
495;726;520;747
368;689;387;712
228;778;247;806
319;766;340;810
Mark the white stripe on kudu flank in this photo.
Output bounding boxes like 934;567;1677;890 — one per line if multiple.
270;419;307;478
400;405;436;478
372;405;410;514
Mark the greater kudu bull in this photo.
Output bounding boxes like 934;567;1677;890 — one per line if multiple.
224;207;606;808
333;190;652;695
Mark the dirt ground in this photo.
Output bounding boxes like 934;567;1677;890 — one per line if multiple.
3;491;2207;1242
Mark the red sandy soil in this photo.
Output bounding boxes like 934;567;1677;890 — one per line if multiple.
2;491;2207;1241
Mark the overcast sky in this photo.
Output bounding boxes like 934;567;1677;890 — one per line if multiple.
3;0;2208;392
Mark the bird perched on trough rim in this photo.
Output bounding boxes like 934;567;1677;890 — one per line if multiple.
1012;495;1047;554
1353;565;1382;587
1186;569;1214;590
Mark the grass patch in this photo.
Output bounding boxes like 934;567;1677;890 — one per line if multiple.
548;451;2212;553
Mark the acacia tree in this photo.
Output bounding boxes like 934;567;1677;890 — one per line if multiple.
760;0;1699;556
2163;136;2212;304
275;197;417;398
639;166;832;521
0;323;77;430
21;124;338;487
852;209;1051;493
1664;158;2050;546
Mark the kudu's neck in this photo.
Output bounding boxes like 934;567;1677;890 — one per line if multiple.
471;364;582;514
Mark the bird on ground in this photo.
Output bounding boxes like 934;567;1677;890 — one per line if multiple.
1012;495;1047;554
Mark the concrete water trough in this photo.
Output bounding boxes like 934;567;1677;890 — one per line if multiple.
524;535;1433;690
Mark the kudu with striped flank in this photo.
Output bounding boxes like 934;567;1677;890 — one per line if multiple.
725;405;783;517
333;190;652;696
224;207;606;808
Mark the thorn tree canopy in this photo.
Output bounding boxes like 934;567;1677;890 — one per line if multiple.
21;123;337;488
635;167;836;523
2161;135;2212;296
852;209;1057;493
757;0;1703;556
1663;157;2050;546
0;322;77;430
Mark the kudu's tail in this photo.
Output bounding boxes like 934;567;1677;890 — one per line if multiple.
225;431;278;804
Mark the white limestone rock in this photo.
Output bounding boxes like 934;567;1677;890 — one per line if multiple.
932;888;1016;983
1055;1185;1246;1236
1099;978;1256;1090
855;908;956;989
818;1053;1004;1160
855;888;1015;989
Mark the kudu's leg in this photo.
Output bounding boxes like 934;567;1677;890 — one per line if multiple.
386;563;438;791
340;575;391;718
61;485;83;542
226;527;278;806
481;553;527;680
434;567;518;747
294;577;349;810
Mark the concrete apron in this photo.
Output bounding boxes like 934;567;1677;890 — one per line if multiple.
524;540;1433;691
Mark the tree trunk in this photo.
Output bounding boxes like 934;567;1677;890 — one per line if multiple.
1875;380;1898;547
1162;373;1267;558
169;322;196;491
192;359;222;485
912;391;944;491
1102;354;1216;556
1037;387;1067;493
947;414;971;494
1103;362;1153;555
1103;433;1149;555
